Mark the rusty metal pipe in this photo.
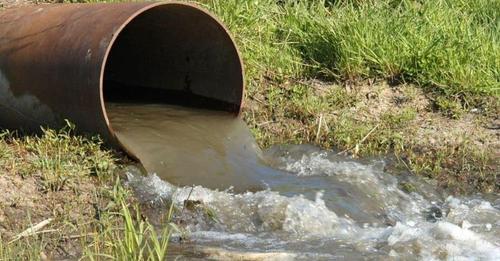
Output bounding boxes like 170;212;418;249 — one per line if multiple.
0;2;244;153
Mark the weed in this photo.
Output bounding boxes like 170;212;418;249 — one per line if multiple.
434;96;464;119
0;177;175;260
203;0;499;109
83;183;175;260
0;122;116;191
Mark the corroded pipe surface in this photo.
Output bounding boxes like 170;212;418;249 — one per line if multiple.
0;2;244;153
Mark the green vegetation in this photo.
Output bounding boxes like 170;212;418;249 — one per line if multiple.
14;122;113;191
0;127;173;260
82;185;174;261
205;0;499;99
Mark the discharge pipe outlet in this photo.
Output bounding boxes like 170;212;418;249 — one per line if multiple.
0;2;244;155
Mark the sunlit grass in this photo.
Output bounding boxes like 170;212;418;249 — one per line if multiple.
203;0;499;104
0;122;115;191
82;183;175;261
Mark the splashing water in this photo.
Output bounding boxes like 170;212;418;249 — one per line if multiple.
108;103;500;260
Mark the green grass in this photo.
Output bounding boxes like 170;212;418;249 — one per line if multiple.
17;122;114;191
203;0;499;103
82;183;175;261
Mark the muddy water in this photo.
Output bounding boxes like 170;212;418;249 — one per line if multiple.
108;103;500;260
106;103;270;192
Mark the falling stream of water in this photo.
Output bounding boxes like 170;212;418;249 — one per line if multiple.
107;103;268;192
107;103;500;260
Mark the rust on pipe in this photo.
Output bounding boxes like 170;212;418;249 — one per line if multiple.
0;2;244;155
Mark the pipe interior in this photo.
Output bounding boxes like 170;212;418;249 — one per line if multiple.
103;4;243;112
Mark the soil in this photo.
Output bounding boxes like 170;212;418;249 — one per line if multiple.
307;80;499;153
0;0;34;9
0;171;109;258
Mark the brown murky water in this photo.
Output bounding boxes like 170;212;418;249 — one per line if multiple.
106;103;266;192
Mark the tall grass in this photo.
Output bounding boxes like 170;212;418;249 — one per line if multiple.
83;184;175;261
203;0;499;103
0;179;174;260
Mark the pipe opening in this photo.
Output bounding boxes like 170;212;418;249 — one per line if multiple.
103;3;243;113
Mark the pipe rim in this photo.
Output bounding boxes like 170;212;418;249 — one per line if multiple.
98;1;245;156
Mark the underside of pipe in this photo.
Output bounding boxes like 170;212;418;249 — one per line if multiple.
0;2;244;154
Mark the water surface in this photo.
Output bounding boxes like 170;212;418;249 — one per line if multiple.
107;103;268;192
